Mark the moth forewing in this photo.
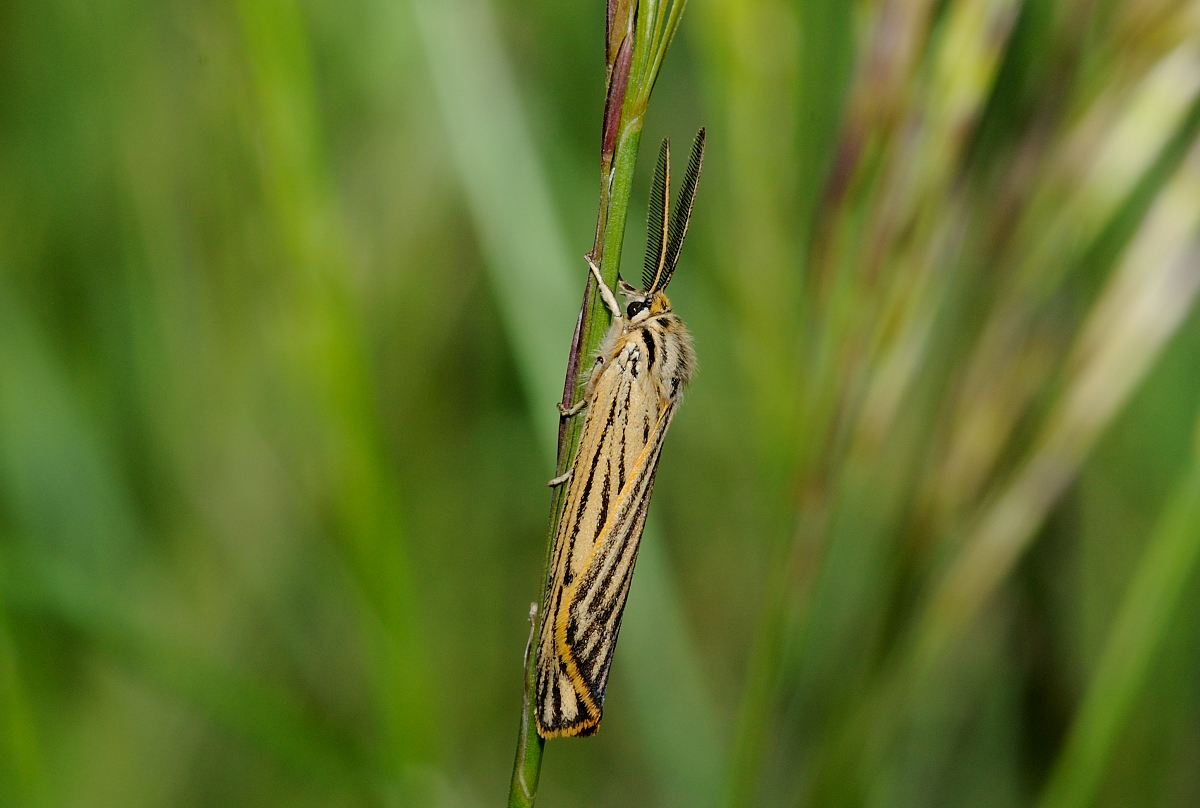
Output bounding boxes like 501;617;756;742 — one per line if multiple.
535;129;704;739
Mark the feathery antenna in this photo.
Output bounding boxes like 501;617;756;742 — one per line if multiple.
642;138;671;291
657;128;705;292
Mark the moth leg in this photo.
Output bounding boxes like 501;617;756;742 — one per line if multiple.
557;398;587;417
586;255;622;319
523;602;538;663
547;468;573;487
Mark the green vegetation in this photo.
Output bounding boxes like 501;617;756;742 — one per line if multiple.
1;1;1199;807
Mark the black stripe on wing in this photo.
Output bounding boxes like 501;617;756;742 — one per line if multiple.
558;377;623;586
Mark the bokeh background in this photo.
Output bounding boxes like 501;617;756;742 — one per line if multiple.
3;0;1200;806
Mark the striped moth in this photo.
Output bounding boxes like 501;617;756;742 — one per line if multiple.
536;129;705;738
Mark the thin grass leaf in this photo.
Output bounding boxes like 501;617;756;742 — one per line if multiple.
915;134;1200;690
237;0;435;776
928;37;1200;531
1037;418;1200;808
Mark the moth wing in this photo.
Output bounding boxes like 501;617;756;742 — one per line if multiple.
535;357;634;737
558;397;679;727
536;341;672;737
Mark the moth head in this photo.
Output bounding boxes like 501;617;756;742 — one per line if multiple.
618;279;661;323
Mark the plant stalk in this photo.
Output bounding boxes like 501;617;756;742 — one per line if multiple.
507;1;689;803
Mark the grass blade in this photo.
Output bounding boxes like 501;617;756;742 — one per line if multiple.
1037;423;1200;808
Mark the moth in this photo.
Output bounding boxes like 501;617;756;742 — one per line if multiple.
535;128;705;738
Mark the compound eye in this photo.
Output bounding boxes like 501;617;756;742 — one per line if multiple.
626;300;648;319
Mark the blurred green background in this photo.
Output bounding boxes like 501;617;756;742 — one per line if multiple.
3;0;1200;806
